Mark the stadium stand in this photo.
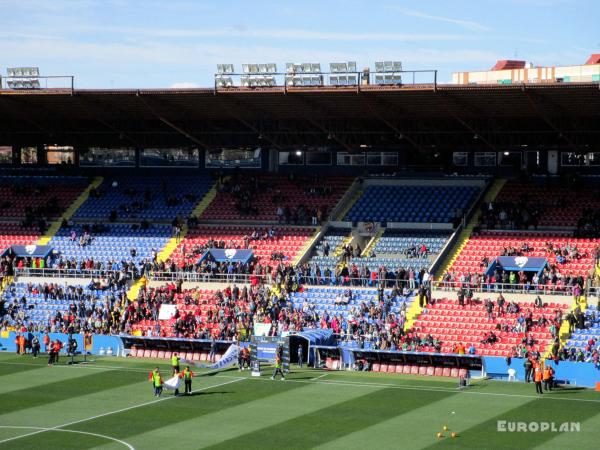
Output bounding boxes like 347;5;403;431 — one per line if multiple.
289;286;416;348
0;223;40;248
491;179;600;229
0;176;89;220
445;231;599;289
168;225;314;268
412;297;568;356
73;175;213;220
344;185;479;223
47;223;171;270
1;282;124;332
562;303;600;365
305;229;350;273
200;174;352;222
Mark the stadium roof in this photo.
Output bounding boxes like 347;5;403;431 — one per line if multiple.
1;83;599;151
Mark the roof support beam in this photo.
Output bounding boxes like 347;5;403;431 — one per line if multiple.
76;95;142;147
216;96;279;148
440;93;497;152
360;92;423;153
287;93;354;152
522;88;579;152
136;93;210;149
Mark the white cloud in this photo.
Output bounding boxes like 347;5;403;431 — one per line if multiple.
391;7;492;32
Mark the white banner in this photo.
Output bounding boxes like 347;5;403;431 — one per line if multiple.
253;322;272;337
158;304;177;321
209;344;239;370
163;375;181;391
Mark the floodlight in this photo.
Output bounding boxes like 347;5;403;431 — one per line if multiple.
216;76;234;87
265;63;277;73
374;61;402;73
217;64;234;74
330;62;357;73
7;67;39;77
241;75;276;87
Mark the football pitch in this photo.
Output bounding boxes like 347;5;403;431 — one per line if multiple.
0;353;598;450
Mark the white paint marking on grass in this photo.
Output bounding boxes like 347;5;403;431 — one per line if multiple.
311;373;328;381
0;426;134;450
0;377;245;447
3;359;600;404
213;374;600;404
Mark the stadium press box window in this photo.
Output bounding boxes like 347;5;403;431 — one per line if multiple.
337;152;365;166
20;146;37;164
0;146;12;164
45;145;74;165
452;152;468;166
561;152;600;166
141;148;199;167
474;152;496;167
205;148;262;168
80;148;135;167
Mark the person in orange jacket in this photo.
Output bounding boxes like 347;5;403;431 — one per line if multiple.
534;366;543;394
543;365;554;391
43;333;51;353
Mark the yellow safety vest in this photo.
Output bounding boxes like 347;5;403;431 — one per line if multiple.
171;355;179;366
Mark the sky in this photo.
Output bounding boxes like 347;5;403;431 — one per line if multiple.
0;0;598;89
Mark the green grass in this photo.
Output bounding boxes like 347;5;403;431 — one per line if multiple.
0;353;598;449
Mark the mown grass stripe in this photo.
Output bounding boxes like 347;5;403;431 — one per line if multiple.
317;389;527;450
0;364;114;395
60;374;312;449
425;396;600;450
124;381;382;449
530;410;600;450
0;356;53;378
0;369;142;417
204;387;456;450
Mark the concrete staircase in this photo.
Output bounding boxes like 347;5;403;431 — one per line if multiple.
403;298;423;332
37;176;104;246
435;178;506;279
292;226;322;266
361;229;383;257
544;296;587;358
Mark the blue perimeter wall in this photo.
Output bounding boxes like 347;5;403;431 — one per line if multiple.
0;331;123;356
2;332;599;388
484;356;600;388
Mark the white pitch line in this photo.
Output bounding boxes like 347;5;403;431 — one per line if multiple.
0;426;134;450
3;359;600;404
311;373;328;381
213;374;600;404
0;377;245;447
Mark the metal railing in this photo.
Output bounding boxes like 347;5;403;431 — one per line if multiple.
147;271;268;284
15;267;136;279
431;280;581;296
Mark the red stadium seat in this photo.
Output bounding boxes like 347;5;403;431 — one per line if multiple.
372;363;380;372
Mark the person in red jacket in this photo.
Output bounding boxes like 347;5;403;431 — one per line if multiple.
179;366;194;395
